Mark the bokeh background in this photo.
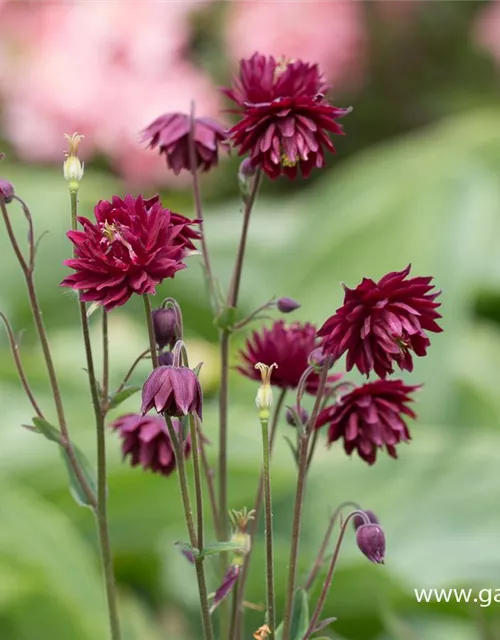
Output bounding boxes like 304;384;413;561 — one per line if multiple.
1;1;500;639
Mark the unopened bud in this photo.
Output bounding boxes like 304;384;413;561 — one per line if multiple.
63;133;84;190
286;405;309;427
308;347;326;370
0;178;14;203
254;362;277;421
238;157;257;200
158;351;174;367
277;297;301;314
353;509;379;531
356;523;385;564
152;307;179;350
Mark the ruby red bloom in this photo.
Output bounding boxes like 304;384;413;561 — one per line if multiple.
316;379;419;465
318;266;442;379
60;195;198;311
141;365;203;419
111;413;190;476
237;320;341;394
141;112;227;174
222;52;350;179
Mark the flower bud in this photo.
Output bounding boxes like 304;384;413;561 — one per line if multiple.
152;307;179;350
286;405;309;427
63;132;84;190
353;509;379;531
277;297;301;314
308;347;326;369
356;523;385;564
0;178;14;203
254;362;277;421
158;351;174;367
141;365;203;419
238;157;257;200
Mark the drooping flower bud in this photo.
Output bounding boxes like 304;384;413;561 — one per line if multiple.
308;347;326;370
277;297;301;314
254;362;278;421
353;509;379;531
158;351;174;367
141;365;203;419
152;307;179;350
63;133;84;190
0;178;14;203
286;405;309;427
356;523;385;564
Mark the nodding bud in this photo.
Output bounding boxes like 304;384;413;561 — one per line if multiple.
239;157;256;179
152;307;179;350
353;509;379;531
158;351;174;367
308;347;326;369
286;405;309;427
141;365;203;419
277;297;301;314
356;523;385;564
0;178;14;203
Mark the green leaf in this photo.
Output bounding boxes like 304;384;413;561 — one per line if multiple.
290;588;310;640
60;446;97;508
199;540;246;558
108;385;141;410
32;417;62;443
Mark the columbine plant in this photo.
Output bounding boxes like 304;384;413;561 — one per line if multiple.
0;52;442;640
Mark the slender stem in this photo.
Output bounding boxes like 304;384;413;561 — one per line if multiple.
232;389;286;640
303;501;361;591
164;414;214;640
197;420;221;536
260;416;275;634
143;295;159;368
189;414;205;551
0;312;44;419
102;310;109;412
188;101;217;308
227;171;262;308
281;364;330;640
306;430;319;470
113;348;150;397
0;198;96;508
302;510;367;640
233;297;275;331
70;190;121;640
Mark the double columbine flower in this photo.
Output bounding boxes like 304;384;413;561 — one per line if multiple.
141;112;228;174
60;194;199;310
317;265;442;378
223;52;351;179
111;413;190;476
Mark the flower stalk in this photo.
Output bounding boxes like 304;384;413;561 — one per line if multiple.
260;412;276;634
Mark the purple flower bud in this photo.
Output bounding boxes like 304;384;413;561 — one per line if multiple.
277;297;301;314
286;405;309;427
152;308;179;350
158;351;174;367
0;178;14;203
308;347;326;369
353;509;379;531
141;365;203;419
356;523;385;564
210;565;240;614
238;157;256;179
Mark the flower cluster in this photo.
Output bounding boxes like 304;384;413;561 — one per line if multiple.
222;53;351;179
61;194;199;310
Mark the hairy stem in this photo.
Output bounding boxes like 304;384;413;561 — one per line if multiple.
143;295;159;369
261;415;276;634
102;310;109;411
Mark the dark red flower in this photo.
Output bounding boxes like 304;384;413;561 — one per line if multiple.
222;52;350;179
141;365;203;419
60;195;198;311
141;112;227;174
316;379;419;465
237;320;341;394
110;413;189;476
318;265;442;379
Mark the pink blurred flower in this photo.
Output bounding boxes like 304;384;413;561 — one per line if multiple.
224;0;366;93
473;0;500;67
0;1;222;186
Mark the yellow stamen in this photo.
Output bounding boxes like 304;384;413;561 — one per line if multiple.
254;363;278;420
102;221;117;242
64;132;84;157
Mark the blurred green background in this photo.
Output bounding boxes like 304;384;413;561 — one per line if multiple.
1;1;500;639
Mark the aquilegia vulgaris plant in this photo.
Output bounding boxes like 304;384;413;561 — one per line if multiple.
0;53;442;640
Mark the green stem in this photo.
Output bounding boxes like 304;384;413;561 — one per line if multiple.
232;388;286;640
102;310;109;412
261;416;276;634
189;414;205;550
70;190;121;640
143;295;159;368
281;364;330;640
164;415;214;640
